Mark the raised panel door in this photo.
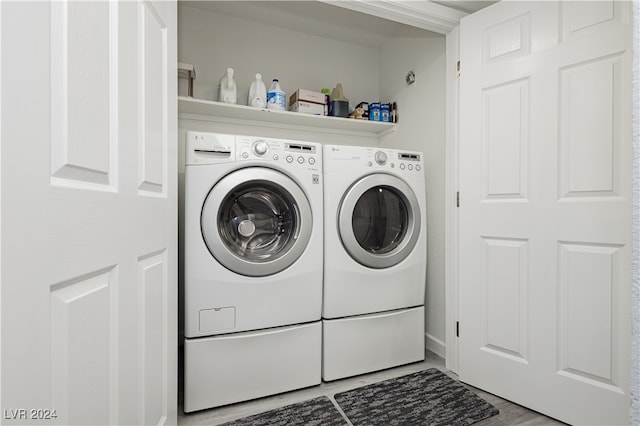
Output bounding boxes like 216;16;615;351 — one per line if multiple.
458;1;631;424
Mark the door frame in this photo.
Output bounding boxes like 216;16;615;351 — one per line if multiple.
444;5;640;424
444;25;460;374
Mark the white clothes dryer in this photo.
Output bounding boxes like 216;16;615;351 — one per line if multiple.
322;144;427;381
183;131;322;412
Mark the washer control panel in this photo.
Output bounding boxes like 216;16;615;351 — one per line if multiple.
186;132;321;173
236;136;320;171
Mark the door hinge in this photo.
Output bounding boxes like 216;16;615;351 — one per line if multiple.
456;61;461;78
456;191;460;207
456;321;460;337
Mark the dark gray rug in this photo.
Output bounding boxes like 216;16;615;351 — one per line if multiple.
219;396;347;426
334;368;499;426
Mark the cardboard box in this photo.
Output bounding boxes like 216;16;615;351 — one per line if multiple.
289;100;325;115
289;89;325;106
178;63;196;97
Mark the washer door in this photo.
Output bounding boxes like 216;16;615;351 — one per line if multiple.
201;167;312;277
338;173;421;269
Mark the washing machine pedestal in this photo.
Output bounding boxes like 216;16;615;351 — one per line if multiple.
322;307;425;381
184;322;321;413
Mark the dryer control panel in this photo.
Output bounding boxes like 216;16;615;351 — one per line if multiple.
323;144;423;175
365;148;423;173
396;151;422;172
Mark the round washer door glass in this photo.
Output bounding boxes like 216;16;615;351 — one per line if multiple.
339;174;420;269
201;167;312;277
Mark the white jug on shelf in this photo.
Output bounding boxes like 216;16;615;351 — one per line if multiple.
217;67;237;104
267;79;286;111
248;73;267;108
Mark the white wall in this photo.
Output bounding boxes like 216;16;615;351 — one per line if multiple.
378;27;447;356
178;4;379;109
178;3;447;358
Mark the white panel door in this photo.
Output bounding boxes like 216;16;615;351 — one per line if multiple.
1;1;177;425
458;1;631;425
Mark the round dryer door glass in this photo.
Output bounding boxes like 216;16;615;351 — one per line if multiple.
201;167;313;277
338;173;421;269
352;186;408;254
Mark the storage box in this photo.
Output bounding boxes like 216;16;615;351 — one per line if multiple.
289;89;325;106
289;100;325;115
178;62;196;97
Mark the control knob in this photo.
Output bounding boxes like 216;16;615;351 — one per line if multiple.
253;140;268;156
375;151;388;165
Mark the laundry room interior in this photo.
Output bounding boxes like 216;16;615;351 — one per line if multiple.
175;0;636;425
177;0;634;424
177;0;449;414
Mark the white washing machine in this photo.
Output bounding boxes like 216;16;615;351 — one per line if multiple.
322;144;427;381
183;131;323;412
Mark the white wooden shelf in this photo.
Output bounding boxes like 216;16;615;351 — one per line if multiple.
178;96;396;137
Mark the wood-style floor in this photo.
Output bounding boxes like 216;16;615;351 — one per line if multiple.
178;350;566;425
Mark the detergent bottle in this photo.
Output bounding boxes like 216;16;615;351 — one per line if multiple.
248;73;267;108
267;79;286;111
329;83;349;117
217;67;237;104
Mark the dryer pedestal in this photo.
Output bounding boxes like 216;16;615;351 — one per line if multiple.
184;322;321;413
322;307;425;381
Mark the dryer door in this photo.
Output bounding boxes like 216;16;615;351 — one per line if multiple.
201;167;312;277
338;173;421;269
